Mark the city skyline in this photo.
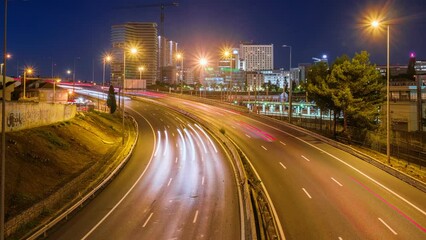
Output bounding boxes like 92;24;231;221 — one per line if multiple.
1;0;425;82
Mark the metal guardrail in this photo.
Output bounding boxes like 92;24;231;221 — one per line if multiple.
25;116;139;240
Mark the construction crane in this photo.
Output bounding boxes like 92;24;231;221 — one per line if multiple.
118;2;179;38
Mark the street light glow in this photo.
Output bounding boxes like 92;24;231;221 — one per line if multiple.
130;47;138;54
199;58;207;66
371;20;380;28
104;54;112;62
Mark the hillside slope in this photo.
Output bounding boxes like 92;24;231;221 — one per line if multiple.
4;111;124;221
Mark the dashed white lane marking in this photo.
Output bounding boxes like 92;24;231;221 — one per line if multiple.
245;134;251;138
171;132;174;136
301;155;310;162
302;188;312;199
142;212;154;228
193;210;199;223
279;162;287;170
338;237;343;240
167;125;170;129
279;141;286;146
175;157;178;163
331;177;343;187
378;218;397;235
261;145;267;151
232;126;236;129
202;176;205;185
167;178;173;187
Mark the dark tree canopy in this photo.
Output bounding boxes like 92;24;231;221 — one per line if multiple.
305;51;385;138
107;85;117;114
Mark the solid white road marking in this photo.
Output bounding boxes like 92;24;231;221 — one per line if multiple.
82;107;156;239
193;210;199;223
302;188;312;199
143;212;154;228
279;162;287;170
301;155;310;162
331;177;343;187
261;146;267;151
245;134;251;138
248;118;426;217
378;218;398;235
279;141;286;146
167;178;173;187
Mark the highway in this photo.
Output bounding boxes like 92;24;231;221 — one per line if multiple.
46;99;240;239
159;96;426;240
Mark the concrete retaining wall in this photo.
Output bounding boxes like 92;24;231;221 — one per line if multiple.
2;102;76;132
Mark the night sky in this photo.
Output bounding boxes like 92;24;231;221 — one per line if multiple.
1;0;425;82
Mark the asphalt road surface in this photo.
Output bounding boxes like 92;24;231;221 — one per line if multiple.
46;99;240;240
160;96;426;240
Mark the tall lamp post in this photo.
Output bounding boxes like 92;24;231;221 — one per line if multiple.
23;68;33;99
199;58;207;98
102;54;112;87
1;1;8;238
122;47;138;144
0;54;10;76
138;66;145;80
53;78;61;103
176;53;183;94
282;45;292;123
371;20;391;163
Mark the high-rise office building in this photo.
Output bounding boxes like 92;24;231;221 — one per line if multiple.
158;36;179;84
111;22;158;89
239;43;274;71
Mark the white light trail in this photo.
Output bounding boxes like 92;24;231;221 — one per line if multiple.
184;128;196;162
177;129;187;161
194;124;218;153
164;129;169;157
154;130;161;157
188;124;207;154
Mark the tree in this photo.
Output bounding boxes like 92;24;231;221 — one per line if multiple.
305;61;340;135
329;51;385;139
106;85;117;114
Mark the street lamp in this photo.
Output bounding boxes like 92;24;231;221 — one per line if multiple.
73;57;80;92
138;66;145;80
22;67;33;99
222;48;233;102
103;54;112;87
0;53;10;76
282;45;292;123
371;20;391;163
121;46;138;144
1;2;8;237
199;57;208;97
53;78;61;103
176;52;183;94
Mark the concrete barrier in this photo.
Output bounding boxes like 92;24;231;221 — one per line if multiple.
2;102;76;132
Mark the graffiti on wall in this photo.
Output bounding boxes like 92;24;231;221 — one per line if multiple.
7;112;23;128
